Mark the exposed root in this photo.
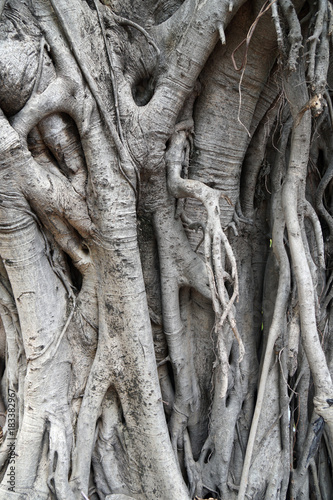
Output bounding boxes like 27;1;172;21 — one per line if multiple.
303;200;325;270
271;1;287;59
47;0;137;194
315;157;333;238
47;413;75;500
184;430;203;498
38;113;88;199
282;64;333;399
237;191;290;500
307;0;329;91
241;96;281;218
2;1;333;498
113;14;160;57
287;304;300;376
11;76;81;142
92;388;133;498
166;129;244;374
277;0;302;71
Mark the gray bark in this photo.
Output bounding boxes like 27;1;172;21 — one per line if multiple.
0;0;333;499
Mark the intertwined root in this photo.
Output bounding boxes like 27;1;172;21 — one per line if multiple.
166;129;244;392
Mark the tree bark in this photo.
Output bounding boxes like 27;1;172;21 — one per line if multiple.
0;0;333;499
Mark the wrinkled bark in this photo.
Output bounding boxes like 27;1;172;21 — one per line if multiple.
0;0;333;499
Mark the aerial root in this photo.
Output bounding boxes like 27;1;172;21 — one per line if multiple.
179;212;206;252
276;0;302;71
291;410;324;497
0;283;21;390
11;76;77;141
303;200;325;270
237;187;290;500
271;2;287;59
315;157;333;237
204;198;243;366
309;18;329;96
280;56;333;489
47;413;74;500
215;336;229;398
287;304;300;376
166;128;244;395
232;200;253;227
113;14;160;56
184;430;202;498
44;0;138;195
306;0;330;90
275;0;332;94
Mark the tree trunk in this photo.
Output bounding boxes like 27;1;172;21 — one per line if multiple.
0;0;333;499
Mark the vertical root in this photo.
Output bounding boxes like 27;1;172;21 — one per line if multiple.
71;348;111;496
282;65;333;399
47;413;75;500
237;196;290;500
167;129;244;393
278;0;302;71
306;0;329;90
315;157;333;238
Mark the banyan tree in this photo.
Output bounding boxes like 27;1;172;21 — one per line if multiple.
0;0;333;498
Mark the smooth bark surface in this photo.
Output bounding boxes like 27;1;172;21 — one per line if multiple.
0;0;333;499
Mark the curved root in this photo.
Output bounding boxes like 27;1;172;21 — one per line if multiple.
166;129;244;376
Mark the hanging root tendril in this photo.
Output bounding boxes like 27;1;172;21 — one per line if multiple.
166;127;245;380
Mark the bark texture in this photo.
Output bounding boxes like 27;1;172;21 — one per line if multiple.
0;0;333;499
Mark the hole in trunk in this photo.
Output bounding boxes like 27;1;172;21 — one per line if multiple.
132;76;155;106
65;254;83;292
